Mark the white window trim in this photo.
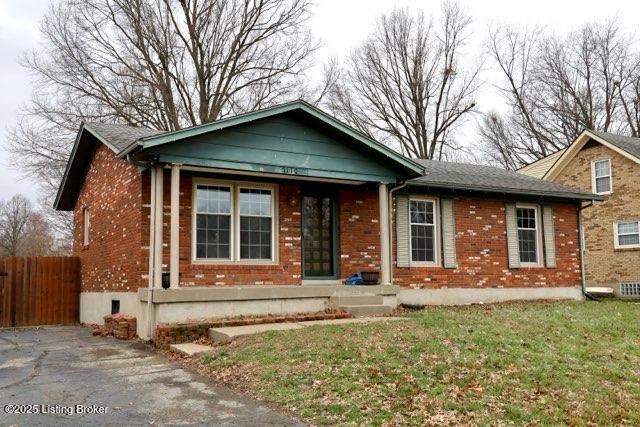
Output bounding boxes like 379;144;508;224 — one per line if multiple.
409;196;440;267
516;203;543;267
191;178;278;265
613;220;640;250
82;206;90;246
591;158;612;195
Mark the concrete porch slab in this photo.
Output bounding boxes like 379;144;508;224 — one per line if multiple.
209;317;404;343
169;343;216;356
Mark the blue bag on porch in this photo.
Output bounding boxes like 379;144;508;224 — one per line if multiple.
344;273;363;286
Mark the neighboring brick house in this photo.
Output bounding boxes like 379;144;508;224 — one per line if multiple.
520;130;640;297
55;101;598;338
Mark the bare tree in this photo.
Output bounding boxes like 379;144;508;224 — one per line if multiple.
326;3;480;159
9;0;318;241
0;195;33;256
481;19;638;168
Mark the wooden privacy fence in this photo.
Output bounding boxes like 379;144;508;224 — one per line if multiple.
0;257;80;327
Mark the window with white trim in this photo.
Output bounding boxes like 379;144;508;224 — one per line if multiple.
409;199;437;263
592;159;612;194
239;188;273;260
614;221;640;249
516;205;541;265
193;182;276;262
195;185;231;259
82;207;90;246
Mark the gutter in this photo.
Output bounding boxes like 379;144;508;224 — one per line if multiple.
388;181;408;285
577;200;597;301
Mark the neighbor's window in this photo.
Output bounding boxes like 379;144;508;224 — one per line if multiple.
410;199;437;263
592;159;612;194
193;182;276;262
615;221;640;249
516;205;541;265
82;207;90;246
239;188;273;260
195;185;231;259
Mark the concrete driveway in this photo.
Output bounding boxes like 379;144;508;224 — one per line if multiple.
0;326;301;426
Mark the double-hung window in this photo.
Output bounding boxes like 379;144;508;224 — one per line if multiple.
194;182;275;262
409;198;437;264
592;159;612;194
614;221;640;249
195;185;232;260
516;205;541;265
239;188;273;260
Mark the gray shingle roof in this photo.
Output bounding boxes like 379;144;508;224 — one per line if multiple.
84;122;162;153
588;130;640;160
409;159;599;200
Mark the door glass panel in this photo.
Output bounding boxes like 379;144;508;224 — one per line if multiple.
302;195;334;277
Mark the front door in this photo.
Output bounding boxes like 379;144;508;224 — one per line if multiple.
301;191;336;278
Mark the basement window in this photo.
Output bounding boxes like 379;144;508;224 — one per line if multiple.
620;283;640;297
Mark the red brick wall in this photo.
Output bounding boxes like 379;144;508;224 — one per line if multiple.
163;173;302;286
73;148;579;292
338;186;381;279
72;144;146;292
393;197;581;289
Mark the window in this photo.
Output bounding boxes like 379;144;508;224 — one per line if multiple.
592;159;612;194
82;207;90;246
516;205;541;265
195;185;231;259
239;188;273;260
614;221;640;249
193;181;276;262
410;199;437;264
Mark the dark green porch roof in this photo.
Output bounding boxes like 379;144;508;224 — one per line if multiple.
54;101;424;210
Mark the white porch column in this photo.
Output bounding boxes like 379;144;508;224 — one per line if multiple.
169;164;180;288
378;183;391;285
145;166;157;339
153;165;164;289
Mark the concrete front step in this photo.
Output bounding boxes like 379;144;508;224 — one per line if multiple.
169;343;216;356
329;295;383;307
208;317;404;343
339;304;394;317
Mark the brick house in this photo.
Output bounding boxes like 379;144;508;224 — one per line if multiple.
520;130;640;297
55;101;599;338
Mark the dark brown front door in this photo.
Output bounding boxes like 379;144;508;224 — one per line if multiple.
302;192;336;278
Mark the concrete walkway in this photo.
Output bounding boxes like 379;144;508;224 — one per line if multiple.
209;316;404;343
0;326;302;426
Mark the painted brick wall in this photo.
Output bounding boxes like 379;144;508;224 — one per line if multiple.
72;144;146;292
393;197;581;289
338;186;381;279
554;142;640;287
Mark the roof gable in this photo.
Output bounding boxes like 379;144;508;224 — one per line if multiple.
544;130;640;180
135;111;416;183
134;100;423;177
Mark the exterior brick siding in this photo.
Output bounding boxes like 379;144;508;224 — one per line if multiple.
392;197;581;289
73;142;581;292
338;186;381;279
72;144;146;292
554;141;640;287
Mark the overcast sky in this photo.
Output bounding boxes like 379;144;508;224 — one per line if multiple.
0;0;638;204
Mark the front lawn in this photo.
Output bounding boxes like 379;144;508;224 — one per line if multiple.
199;301;640;425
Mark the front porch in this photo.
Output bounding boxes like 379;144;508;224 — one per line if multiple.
139;283;399;325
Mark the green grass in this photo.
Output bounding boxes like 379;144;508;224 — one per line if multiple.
200;301;640;425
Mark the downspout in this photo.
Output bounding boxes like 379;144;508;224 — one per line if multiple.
577;200;597;301
146;165;157;339
388;181;408;286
